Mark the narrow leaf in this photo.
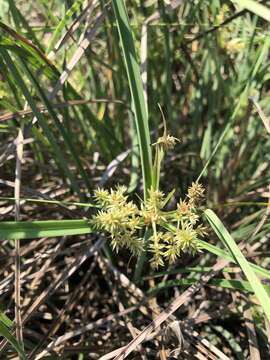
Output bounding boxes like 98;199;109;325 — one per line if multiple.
205;209;270;321
112;0;152;198
231;0;270;22
0;220;92;240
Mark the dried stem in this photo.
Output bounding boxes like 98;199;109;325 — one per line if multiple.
14;125;24;350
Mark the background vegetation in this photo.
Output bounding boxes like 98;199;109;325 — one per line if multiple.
0;0;270;358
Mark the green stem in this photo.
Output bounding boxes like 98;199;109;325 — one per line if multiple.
133;228;150;284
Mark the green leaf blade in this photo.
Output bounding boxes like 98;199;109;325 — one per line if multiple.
112;0;153;198
205;208;270;321
0;220;92;240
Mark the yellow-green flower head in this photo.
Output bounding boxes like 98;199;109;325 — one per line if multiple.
111;232;143;255
177;199;191;215
92;210;108;229
126;235;144;255
124;201;139;216
164;232;181;264
150;253;164;269
175;225;198;251
188;212;199;225
195;224;208;237
149;233;166;268
141;207;160;225
187;182;204;203
95;209;122;233
153;134;180;151
109;185;127;206
93;188;110;207
147;187;165;209
125;215;141;231
164;244;180;264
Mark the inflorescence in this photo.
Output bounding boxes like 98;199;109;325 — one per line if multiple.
91;182;207;269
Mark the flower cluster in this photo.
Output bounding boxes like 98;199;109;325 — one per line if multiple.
144;183;206;268
153;134;179;151
91;182;207;269
92;186;143;255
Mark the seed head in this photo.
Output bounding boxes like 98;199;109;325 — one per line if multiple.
93;188;110;207
187;182;204;203
175;225;198;251
153;134;180;151
147;188;165;209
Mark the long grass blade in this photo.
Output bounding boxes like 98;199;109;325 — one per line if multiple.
231;0;270;21
0;321;27;360
18;58;92;191
199;239;270;280
46;0;84;54
0;219;92;240
0;48;83;198
112;0;152;198
151;277;270;295
205;209;270;321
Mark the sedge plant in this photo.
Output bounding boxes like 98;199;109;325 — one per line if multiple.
1;0;270;357
91;129;207;269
